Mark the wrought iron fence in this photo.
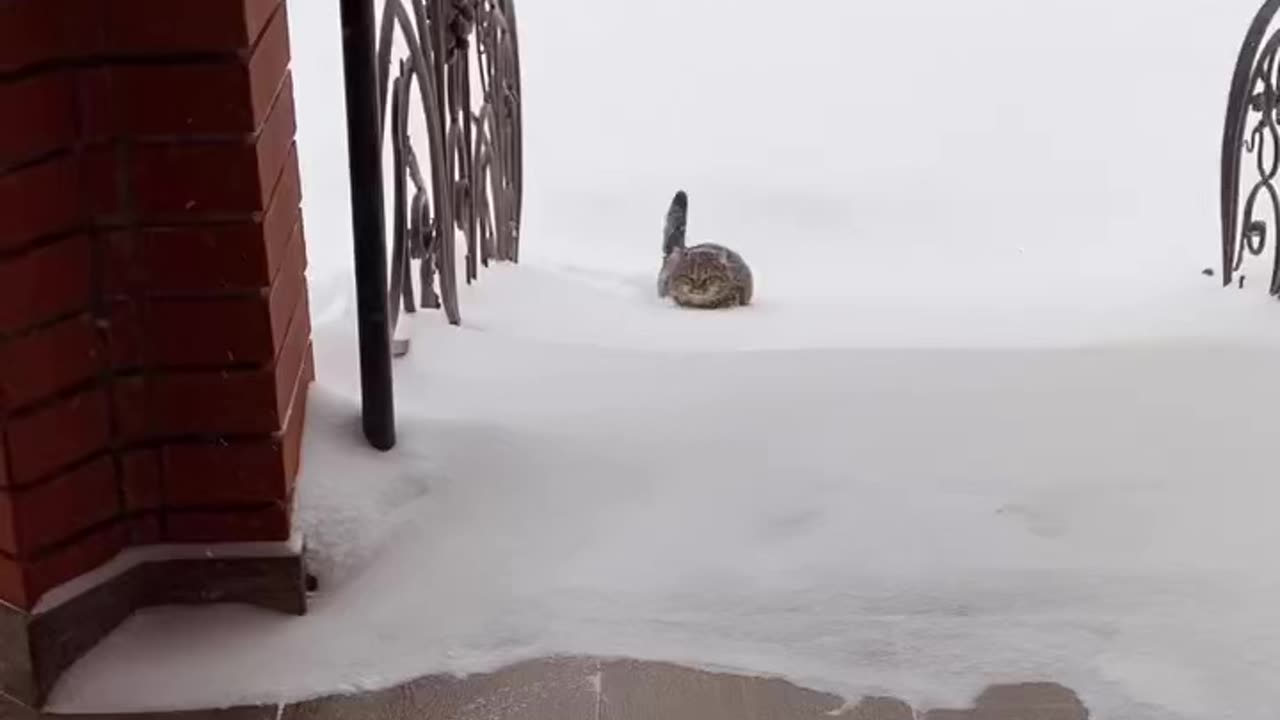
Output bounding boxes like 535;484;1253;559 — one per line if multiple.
1222;0;1280;294
340;0;523;449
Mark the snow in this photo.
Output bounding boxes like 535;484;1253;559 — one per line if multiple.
40;0;1280;718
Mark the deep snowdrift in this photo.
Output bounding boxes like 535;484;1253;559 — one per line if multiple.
50;268;1280;719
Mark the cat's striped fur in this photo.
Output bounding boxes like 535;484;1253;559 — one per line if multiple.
657;191;754;309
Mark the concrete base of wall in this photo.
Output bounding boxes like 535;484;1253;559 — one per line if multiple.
0;546;307;709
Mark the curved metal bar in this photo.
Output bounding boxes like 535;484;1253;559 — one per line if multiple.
389;60;412;353
500;0;524;254
1222;0;1280;290
473;107;497;265
500;0;523;231
448;119;473;282
474;1;521;263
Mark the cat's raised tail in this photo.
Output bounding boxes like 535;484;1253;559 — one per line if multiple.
663;190;688;258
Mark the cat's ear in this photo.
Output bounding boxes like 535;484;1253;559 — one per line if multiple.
663;190;688;258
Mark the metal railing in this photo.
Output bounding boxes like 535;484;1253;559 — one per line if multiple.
1222;0;1280;293
339;0;523;450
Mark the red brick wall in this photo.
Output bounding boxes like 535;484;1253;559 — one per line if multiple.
0;0;312;611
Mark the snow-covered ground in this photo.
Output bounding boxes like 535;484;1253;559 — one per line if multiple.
46;1;1280;718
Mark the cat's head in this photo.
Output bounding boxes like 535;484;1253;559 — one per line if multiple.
670;254;732;304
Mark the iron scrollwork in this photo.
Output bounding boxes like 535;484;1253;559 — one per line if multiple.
339;0;522;450
1222;0;1280;293
377;0;523;352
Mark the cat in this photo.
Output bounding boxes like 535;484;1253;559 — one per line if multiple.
657;191;754;309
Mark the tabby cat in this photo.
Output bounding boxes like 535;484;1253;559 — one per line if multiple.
657;191;754;309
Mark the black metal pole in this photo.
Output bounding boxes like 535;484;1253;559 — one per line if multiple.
340;0;396;451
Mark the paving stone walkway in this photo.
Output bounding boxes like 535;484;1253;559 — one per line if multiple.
4;657;1089;720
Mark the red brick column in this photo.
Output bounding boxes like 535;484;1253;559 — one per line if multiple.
0;0;313;704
